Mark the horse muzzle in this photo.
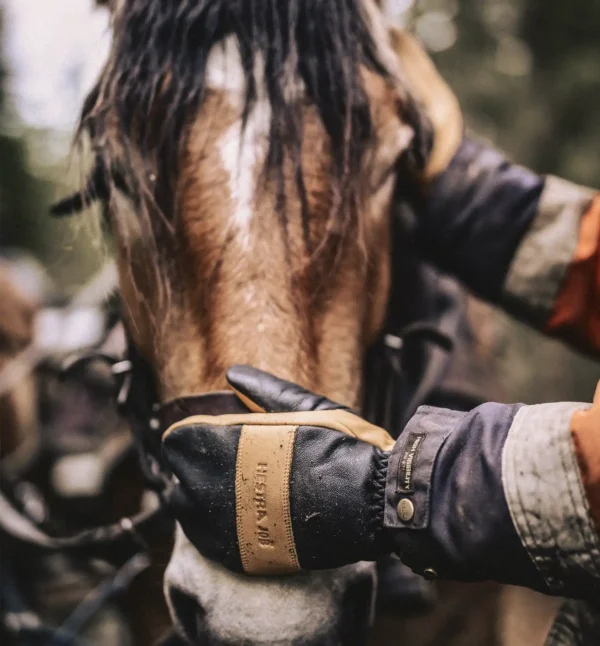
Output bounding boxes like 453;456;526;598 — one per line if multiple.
165;525;376;646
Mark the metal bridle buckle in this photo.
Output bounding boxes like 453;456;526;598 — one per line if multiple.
113;359;133;410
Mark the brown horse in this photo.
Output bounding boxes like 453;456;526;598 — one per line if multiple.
77;1;425;643
69;1;559;645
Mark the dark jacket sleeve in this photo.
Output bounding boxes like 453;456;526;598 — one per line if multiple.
384;397;600;600
417;136;600;355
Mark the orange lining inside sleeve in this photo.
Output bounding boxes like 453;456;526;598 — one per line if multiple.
546;194;600;352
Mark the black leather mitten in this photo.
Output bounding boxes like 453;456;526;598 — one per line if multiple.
162;366;395;575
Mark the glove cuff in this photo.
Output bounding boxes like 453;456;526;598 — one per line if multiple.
369;449;392;553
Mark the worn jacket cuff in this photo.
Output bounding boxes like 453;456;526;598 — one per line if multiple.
419;136;544;302
502;176;596;326
384;407;456;531
385;401;600;598
502;402;600;599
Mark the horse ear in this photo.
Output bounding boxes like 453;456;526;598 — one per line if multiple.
387;27;463;179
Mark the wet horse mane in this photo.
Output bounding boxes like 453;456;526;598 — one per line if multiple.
56;0;430;255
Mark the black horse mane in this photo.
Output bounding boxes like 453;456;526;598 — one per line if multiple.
53;0;430;248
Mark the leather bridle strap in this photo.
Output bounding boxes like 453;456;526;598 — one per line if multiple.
118;311;251;460
157;392;249;431
117;331;168;492
0;487;173;568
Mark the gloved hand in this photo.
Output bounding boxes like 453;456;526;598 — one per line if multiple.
162;366;395;575
163;366;600;601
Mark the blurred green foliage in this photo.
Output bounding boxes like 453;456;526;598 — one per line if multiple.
404;0;600;402
423;0;600;186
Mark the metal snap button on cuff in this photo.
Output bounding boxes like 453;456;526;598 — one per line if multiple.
423;567;438;581
397;498;415;522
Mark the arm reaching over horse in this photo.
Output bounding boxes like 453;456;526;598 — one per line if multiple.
418;138;599;356
391;28;600;357
162;366;600;606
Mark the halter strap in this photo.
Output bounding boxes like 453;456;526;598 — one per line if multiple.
157;392;249;433
0;486;173;567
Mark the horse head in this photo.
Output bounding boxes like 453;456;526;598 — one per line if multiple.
78;1;431;643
